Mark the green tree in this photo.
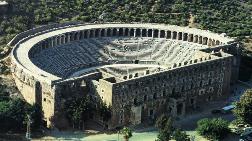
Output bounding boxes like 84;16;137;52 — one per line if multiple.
0;98;43;132
172;129;190;141
65;96;95;129
120;127;133;141
233;89;252;125
196;118;230;140
155;114;174;141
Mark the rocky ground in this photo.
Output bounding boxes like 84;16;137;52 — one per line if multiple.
0;51;21;99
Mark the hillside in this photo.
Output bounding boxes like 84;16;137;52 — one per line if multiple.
0;0;251;50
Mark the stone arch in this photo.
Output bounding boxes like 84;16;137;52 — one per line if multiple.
56;36;60;45
183;33;188;41
153;29;159;38
193;35;198;43
172;31;177;39
148;29;153;37
119;28;123;36
84;30;88;38
89;30;94;38
53;37;57;46
101;29;105;37
160;30;165;38
134;73;138;78
188;34;193;42
130;29;134;36
199;36;203;44
69;32;74;41
95;29;100;37
216;40;220;45
64;34;68;43
112;28;117;36
178;32;182;40
208;39;212;46
123;76;127;80
203;37;208;45
136;28;141;37
146;70;150;74
79;31;83;39
129;74;133;79
41;41;46;49
74;32;78;40
124;28;129;36
107;28;112;37
142;29;147;37
212;39;216;46
166;31;171;39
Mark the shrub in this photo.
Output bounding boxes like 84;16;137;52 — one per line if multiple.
196;118;230;140
172;129;190;141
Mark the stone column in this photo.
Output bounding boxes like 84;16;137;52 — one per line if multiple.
165;31;168;39
62;35;65;44
152;29;154;38
193;36;198;43
134;29;136;37
182;32;184;41
57;37;60;45
116;28;119;36
51;38;54;47
77;32;80;40
177;32;180;40
188;34;192;42
87;30;90;38
212;39;215;46
123;28;125;36
198;36;202;44
158;30;161;38
67;33;71;42
54;37;57;46
203;37;208;45
105;29;108;37
98;29;102;37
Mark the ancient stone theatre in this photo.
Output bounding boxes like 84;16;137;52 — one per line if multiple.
9;23;240;129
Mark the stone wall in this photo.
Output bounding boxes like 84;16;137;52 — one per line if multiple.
102;53;233;128
10;23;239;129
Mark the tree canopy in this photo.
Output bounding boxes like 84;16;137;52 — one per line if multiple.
233;89;252;125
196;118;230;140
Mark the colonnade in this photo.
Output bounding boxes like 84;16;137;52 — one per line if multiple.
29;28;223;58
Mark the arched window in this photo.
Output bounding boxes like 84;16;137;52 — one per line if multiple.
119;28;123;36
112;28;117;36
101;29;105;37
142;29;147;37
136;28;141;37
148;29;152;37
153;29;159;38
160;30;165;38
124;28;129;36
172;31;177;39
95;29;100;37
167;31;171;39
130;29;134;36
107;28;112;37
